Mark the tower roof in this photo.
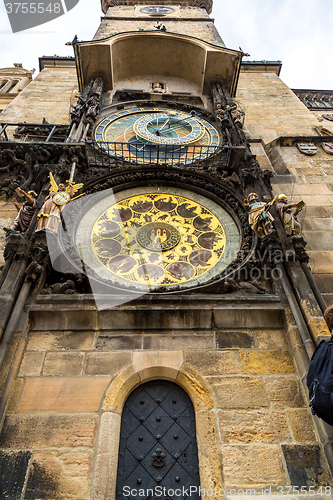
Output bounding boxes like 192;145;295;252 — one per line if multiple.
101;0;213;15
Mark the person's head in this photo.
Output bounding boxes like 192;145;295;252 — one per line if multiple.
28;190;37;198
324;305;333;332
278;193;288;204
248;193;258;202
58;183;66;191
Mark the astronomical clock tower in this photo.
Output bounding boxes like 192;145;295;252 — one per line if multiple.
0;0;333;498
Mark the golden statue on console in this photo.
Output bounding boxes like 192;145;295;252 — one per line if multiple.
36;172;83;233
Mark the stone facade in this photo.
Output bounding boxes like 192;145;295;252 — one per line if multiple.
0;296;331;498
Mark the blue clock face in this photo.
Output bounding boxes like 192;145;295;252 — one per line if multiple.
140;6;175;14
94;107;221;165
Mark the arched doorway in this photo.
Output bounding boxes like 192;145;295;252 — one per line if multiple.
116;380;200;500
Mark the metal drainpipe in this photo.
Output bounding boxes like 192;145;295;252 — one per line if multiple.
278;262;315;361
300;261;327;315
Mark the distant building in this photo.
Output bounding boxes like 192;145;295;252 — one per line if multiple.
0;64;34;113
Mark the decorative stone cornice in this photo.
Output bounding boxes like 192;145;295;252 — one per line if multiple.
292;89;333;110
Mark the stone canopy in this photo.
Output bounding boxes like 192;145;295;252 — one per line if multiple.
75;31;241;96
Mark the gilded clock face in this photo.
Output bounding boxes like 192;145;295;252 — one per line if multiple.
94;107;221;164
75;187;241;292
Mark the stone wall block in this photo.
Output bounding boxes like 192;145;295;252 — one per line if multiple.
85;352;131;376
30;310;97;331
213;306;283;329
215;331;254;349
265;376;306;408
18;377;111;412
25;449;93;499
254;329;288;349
19;351;45;377
287;409;317;442
184;350;241;376
42;352;84;376
26;331;95;351
211;377;268;409
222;444;286;487
218;410;291;443
0;414;98;448
133;351;183;382
96;335;142;351
142;334;214;350
240;350;295;374
281;444;330;486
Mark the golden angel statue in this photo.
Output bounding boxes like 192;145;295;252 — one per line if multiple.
36;172;83;233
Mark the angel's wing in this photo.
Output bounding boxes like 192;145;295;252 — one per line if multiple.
49;172;58;194
65;182;84;195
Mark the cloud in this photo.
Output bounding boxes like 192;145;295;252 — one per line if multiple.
212;0;333;89
0;0;332;90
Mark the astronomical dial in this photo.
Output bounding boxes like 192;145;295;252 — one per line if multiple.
94;107;221;164
75;187;241;292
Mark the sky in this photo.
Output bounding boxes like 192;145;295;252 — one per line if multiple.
0;0;332;90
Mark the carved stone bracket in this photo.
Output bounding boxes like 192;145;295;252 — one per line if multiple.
291;234;309;263
0;143;87;199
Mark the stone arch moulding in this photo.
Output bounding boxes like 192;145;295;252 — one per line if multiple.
91;351;223;500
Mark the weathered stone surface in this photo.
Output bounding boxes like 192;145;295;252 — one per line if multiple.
143;335;214;350
213;306;283;329
99;308;212;331
7;378;24;413
185;350;241;376
85;352;131;375
42;352;84;376
19;351;44;377
0;414;98;448
103;365;140;413
93;412;121;500
25;449;92;499
287;409;317;442
0;450;31;499
26;331;95;351
265;376;306;408
282;445;330;486
216;331;254;349
195;409;223;493
211;377;268;409
133;351;183;382
30;310;97;331
96;335;142;350
177;364;214;411
240;350;295;374
218;410;290;443
222;444;286;487
18;377;111;412
254;329;288;349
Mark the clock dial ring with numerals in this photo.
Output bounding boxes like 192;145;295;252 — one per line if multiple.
140;6;175;14
94;107;221;164
74;187;241;292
